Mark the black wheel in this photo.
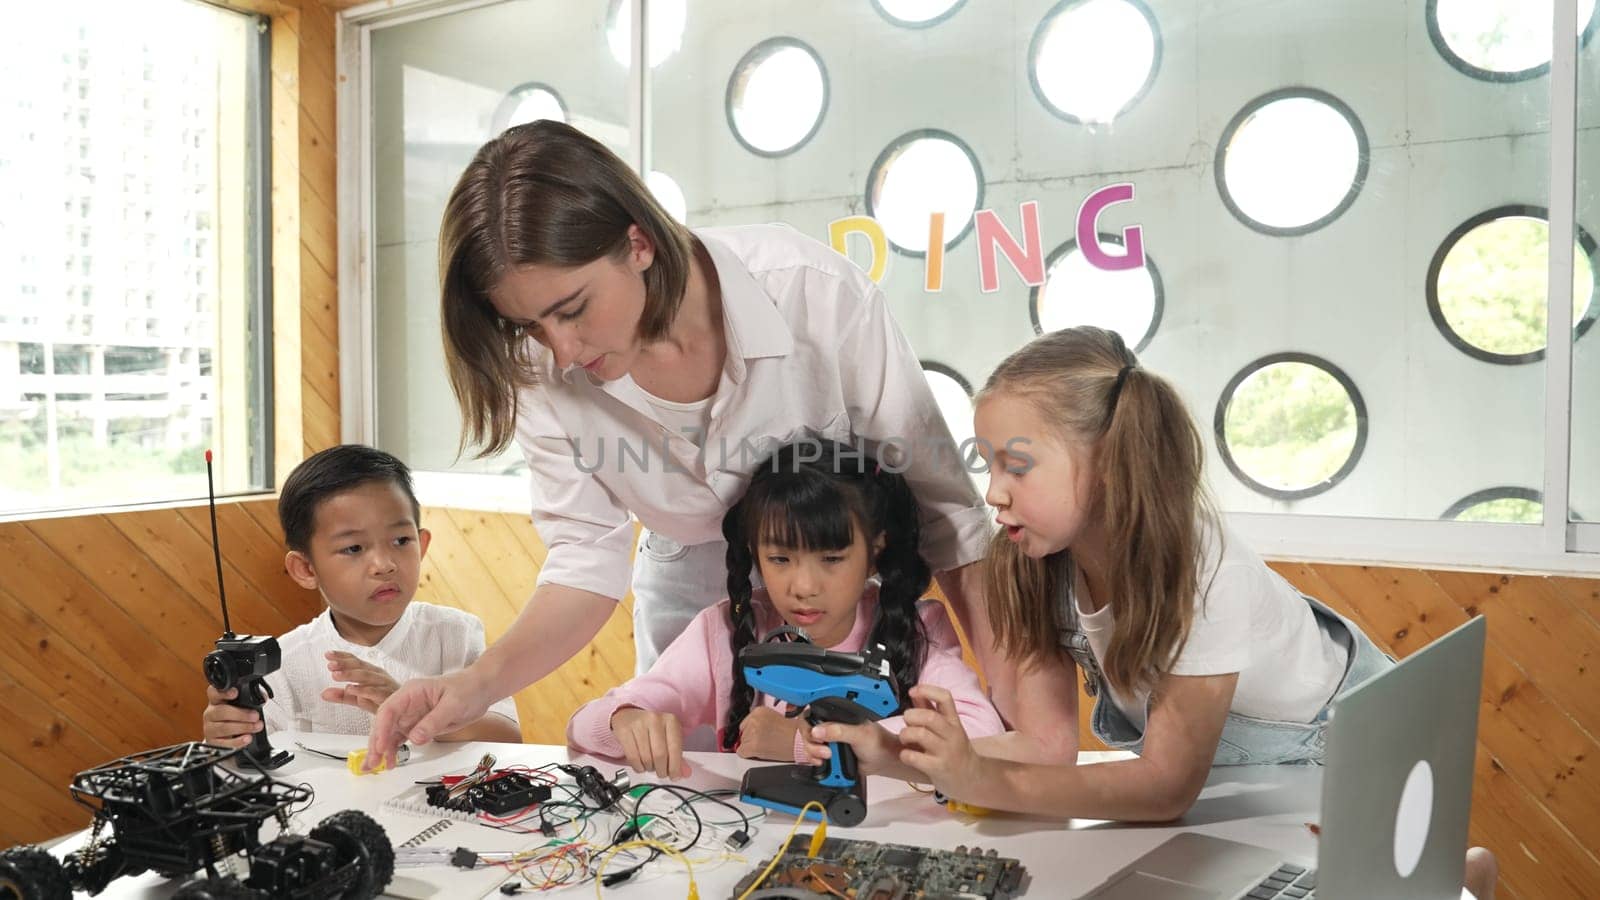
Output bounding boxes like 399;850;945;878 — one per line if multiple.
308;810;394;899
172;876;268;900
0;846;70;900
64;837;139;894
826;794;866;827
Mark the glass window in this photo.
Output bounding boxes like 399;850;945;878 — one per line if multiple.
1578;0;1600;529
921;360;984;495
356;0;1578;550
492;82;568;133
646;169;688;223
1441;486;1543;523
1031;234;1162;352
1029;0;1160;125
371;0;627;476
606;0;687;68
18;342;44;374
52;344;90;374
1215;355;1367;501
726;38;828;157
872;0;966;28
0;0;269;514
1429;0;1598;81
103;345;168;376
1217;89;1368;235
1427;207;1597;363
866;129;983;256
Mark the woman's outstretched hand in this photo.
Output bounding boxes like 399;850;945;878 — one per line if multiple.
365;667;490;770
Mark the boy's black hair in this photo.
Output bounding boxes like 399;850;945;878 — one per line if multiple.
719;439;931;751
277;444;421;553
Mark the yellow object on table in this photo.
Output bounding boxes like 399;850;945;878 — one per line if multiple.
347;748;389;775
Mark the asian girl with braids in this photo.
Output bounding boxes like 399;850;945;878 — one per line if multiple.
565;439;1002;778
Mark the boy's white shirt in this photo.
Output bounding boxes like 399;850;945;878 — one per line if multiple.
1072;522;1348;730
262;601;519;736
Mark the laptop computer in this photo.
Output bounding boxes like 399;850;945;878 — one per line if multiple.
1081;614;1486;900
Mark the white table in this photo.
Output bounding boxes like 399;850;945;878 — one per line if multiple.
41;737;1454;899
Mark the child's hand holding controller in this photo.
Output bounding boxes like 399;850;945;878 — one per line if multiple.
202;685;262;748
736;705;808;762
321;650;401;714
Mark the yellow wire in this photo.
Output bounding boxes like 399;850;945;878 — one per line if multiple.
734;800;829;900
593;838;699;900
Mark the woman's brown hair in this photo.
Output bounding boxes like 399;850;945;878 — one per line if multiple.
438;120;694;456
978;326;1216;693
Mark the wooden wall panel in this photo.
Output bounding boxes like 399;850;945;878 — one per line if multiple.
0;498;320;846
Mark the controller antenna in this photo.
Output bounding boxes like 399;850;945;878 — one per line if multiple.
204;449;233;639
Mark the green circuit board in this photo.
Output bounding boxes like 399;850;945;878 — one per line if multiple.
730;832;1030;899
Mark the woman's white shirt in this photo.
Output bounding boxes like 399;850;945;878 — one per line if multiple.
513;223;992;602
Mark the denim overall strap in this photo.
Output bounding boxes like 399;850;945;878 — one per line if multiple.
1068;588;1396;765
1054;557;1108;699
1053;558;1144;750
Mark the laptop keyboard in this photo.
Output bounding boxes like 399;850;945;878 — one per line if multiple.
1245;863;1316;899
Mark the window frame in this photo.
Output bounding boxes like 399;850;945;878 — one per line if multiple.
0;2;274;520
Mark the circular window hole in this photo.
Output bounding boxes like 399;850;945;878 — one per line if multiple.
493;83;567;134
866;129;984;256
873;0;967;27
726;38;828;156
607;0;687;68
1216;89;1368;235
1215;353;1367;500
646;170;687;223
922;361;986;494
1428;0;1598;81
1030;234;1163;351
1427;206;1597;364
1029;0;1160;124
1441;486;1544;523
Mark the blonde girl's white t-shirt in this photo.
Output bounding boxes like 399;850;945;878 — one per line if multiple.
1070;523;1347;730
261;601;520;736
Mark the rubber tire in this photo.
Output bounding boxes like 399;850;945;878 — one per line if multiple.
0;846;71;900
171;876;268;900
308;810;394;900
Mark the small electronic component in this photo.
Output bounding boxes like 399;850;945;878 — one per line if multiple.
467;772;552;815
731;834;1030;899
346;746;409;775
557;763;627;809
424;783;477;815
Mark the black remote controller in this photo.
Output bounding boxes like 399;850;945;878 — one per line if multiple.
201;449;292;770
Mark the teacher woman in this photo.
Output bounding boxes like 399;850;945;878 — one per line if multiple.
367;120;991;765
